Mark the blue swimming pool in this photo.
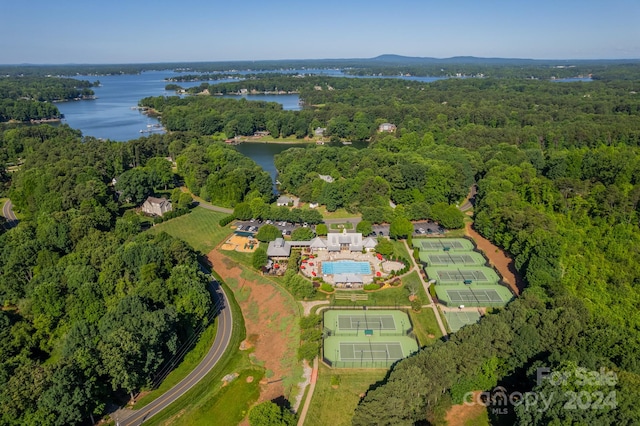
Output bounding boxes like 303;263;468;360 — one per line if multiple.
322;261;371;275
235;231;254;237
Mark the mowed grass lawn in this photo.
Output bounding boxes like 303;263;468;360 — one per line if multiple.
330;271;428;307
409;308;443;346
305;364;387;426
148;207;232;254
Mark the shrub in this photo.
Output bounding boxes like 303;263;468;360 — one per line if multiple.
252;247;268;270
429;284;437;300
298;341;319;362
219;214;235;226
248;401;296;426
320;283;334;293
301;328;323;343
364;283;381;291
411;297;422;312
300;314;322;329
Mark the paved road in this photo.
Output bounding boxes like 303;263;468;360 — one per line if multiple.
458;184;477;211
116;276;233;426
2;199;18;229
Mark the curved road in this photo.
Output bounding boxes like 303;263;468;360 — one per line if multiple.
2;199;18;229
458;184;477;212
117;277;234;426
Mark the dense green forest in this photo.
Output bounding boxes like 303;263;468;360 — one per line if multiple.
144;75;640;148
0;124;276;425
0;77;96;122
2;63;640;425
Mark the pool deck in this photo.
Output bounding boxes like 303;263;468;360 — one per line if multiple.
299;250;404;287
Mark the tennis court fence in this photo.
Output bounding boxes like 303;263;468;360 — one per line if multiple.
322;357;398;369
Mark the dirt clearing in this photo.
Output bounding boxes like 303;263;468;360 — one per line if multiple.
465;222;524;295
207;249;300;403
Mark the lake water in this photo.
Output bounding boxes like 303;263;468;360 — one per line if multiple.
53;70;371;191
234;142;309;191
56;69;453;142
55;70;301;142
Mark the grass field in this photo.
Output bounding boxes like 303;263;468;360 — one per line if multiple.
304;364;387;426
329;271;428;307
151;368;264;426
313;206;361;219
220;248;253;269
148;207;232;253
409;308;443;346
329;222;354;230
390;239;411;259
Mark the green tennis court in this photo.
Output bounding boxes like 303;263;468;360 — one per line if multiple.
419;251;486;266
446;288;503;303
425;266;500;284
438;269;488;281
323;335;419;368
324;309;411;336
435;285;513;308
323;310;419;368
339;342;404;361
337;314;396;330
412;238;474;252
444;311;481;332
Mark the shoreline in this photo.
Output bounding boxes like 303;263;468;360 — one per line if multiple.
235;138;316;145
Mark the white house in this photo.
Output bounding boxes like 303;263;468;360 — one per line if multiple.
378;122;397;133
318;174;334;183
276;195;294;206
141;196;173;216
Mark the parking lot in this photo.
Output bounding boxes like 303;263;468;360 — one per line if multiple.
371;224;390;237
413;221;444;236
235;219;311;237
234;219;444;238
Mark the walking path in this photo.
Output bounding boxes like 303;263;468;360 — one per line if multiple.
180;187;233;214
403;240;448;338
296;357;319;426
300;300;330;315
292;359;313;413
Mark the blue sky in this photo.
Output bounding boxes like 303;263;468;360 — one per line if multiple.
2;0;639;64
